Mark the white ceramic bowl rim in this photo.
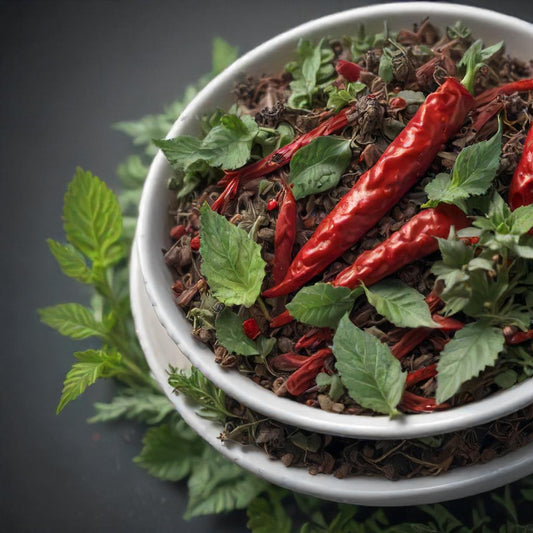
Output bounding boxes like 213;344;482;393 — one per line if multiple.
137;2;533;440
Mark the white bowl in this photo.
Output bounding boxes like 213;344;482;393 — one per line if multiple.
137;2;533;440
131;242;533;505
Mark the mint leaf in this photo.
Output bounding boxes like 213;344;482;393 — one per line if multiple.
57;349;121;413
247;492;292;533
212;37;238;74
436;321;505;403
424;122;501;208
362;280;438;328
134;420;203;481
153;136;203;170
289;137;352;200
200;114;258;169
47;239;92;283
215;308;260;356
39;303;108;339
199;204;265;307
326;81;366;112
286;283;361;328
63;168;123;267
89;389;174;425
185;447;267;519
378;49;394;82
509;205;533;235
333;314;406;415
460;39;504;93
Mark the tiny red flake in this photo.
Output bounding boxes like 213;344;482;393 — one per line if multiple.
242;318;261;340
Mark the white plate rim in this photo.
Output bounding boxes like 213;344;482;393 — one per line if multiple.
136;2;533;439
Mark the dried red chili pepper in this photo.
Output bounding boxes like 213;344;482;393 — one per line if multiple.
272;182;297;286
336;59;361;82
506;330;533;345
270;352;309;371
242;318;261;340
294;328;334;351
268;205;470;327
509;125;533;211
474;78;533;107
285;348;332;396
263;78;474;297
406;364;438;388
211;102;359;212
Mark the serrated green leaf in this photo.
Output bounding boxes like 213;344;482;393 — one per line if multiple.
362;280;438;328
57;349;121;413
89;389;174;424
333;314;406;415
215;308;260;356
247;492;292;533
212;37;238;74
326;81;366;111
153;136;203;170
510;205;533;235
289;137;352;200
133;420;203;481
39;303;108;339
436;321;505;403
47;239;92;283
286;283;361;328
378;49;394;83
185;447;267;519
63;168;123;267
199;204;265;307
116;154;148;187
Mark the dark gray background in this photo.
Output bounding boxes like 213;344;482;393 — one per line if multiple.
2;1;532;531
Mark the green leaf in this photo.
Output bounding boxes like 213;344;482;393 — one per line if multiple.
436;321;505;403
289;137;352;200
185;447;267;519
510;205;533;235
286;283;361;328
460;39;504;93
63;168;123;267
333;314;406;415
215;308;260;356
316;372;345;402
378;49;394;83
134;419;203;481
89;389;174;425
212;37;238;74
199;204;266;307
247;492;292;533
153;136;203;170
200;114;258;169
326;81;366;111
39;303;108;339
362;280;438;328
424;122;502;208
47;239;92;283
57;349;121;413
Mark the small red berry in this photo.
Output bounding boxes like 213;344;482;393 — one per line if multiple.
389;97;406;109
242;318;261;340
267;199;278;211
190;236;201;251
335;60;361;82
170;224;187;241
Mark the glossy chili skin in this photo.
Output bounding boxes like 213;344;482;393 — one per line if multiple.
332;204;471;289
272;183;297;286
509;125;533;210
263;78;474;298
285;348;332;396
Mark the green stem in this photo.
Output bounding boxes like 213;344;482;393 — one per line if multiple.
256;296;272;321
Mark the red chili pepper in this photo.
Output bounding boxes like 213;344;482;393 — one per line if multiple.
509;125;533;211
190;236;201;251
400;391;448;413
294;328;334;351
270;352;310;371
506;330;533;345
242;318;261;340
336;59;361;82
211;102;359;212
267;199;278;211
285;348;332;396
263;78;474;297
169;224;187;241
272;182;297;286
268;205;470;328
474;78;533;107
406;364;438;388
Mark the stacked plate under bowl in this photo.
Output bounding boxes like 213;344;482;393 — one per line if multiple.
132;2;533;505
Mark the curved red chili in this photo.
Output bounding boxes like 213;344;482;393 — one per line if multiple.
508;125;533;211
263;78;474;297
285;348;332;396
475;78;533;107
406;364;438;388
272;182;297;286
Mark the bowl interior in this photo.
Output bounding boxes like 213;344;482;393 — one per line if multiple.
137;2;533;439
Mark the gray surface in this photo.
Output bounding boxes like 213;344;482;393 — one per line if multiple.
1;1;532;531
